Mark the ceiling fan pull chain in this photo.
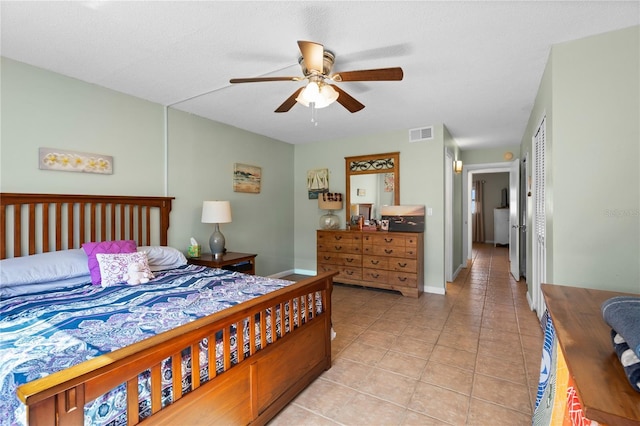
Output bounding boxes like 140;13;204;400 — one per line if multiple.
310;102;319;126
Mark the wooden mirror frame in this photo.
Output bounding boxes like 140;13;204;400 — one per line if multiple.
345;152;400;227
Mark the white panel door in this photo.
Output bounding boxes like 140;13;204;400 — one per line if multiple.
509;158;520;280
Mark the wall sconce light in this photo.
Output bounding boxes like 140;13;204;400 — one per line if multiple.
454;160;463;174
201;201;232;258
318;192;343;229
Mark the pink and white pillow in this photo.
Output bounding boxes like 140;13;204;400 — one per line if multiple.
82;240;137;285
95;251;154;287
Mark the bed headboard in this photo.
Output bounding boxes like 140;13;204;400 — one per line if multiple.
0;193;174;259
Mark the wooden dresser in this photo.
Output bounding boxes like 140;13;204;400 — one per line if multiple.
317;230;424;297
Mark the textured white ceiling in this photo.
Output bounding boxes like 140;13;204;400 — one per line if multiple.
1;1;638;148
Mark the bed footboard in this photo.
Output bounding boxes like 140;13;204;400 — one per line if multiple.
17;272;336;426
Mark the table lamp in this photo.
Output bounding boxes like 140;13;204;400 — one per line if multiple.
318;192;343;229
201;201;232;258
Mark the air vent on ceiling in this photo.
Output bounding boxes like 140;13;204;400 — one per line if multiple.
409;126;434;142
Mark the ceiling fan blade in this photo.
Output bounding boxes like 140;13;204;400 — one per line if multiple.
331;67;404;82
230;76;300;84
275;87;304;113
297;40;324;73
330;85;365;113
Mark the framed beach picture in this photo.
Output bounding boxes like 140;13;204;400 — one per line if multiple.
233;163;261;193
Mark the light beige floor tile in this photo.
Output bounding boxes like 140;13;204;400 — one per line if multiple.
271;244;544;425
474;353;527;384
392;337;434;359
292;377;358;418
322;357;373;388
357;367;418;406
356;329;398;349
340;340;388;366
429;344;477;371
408;381;470;425
400;410;452;425
421;361;474;395
268;403;339;426
377;350;428;379
472;374;532;414
467;397;531;426
331;392;407;425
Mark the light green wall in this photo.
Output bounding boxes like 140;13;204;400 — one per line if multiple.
294;125;451;293
0;57;164;195
520;25;639;293
444;126;464;277
166;109;295;275
461;146;520;165
549;26;639;292
519;48;553;297
1;58;295;276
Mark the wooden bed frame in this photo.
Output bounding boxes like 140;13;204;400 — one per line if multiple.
0;193;336;425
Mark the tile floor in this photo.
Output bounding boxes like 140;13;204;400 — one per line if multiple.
269;243;544;425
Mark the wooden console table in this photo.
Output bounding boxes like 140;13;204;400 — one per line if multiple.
542;284;640;425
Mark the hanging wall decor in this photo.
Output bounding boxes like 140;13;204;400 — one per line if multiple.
233;163;261;193
39;148;113;175
307;168;329;199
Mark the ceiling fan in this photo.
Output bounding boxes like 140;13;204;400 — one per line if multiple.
229;40;404;114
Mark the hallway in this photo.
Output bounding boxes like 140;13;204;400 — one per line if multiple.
271;243;544;425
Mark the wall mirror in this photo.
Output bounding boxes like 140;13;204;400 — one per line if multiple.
345;152;400;226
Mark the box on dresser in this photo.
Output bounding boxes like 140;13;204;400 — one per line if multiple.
317;229;424;297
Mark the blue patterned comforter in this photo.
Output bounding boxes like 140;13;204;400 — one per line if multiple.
0;265;298;426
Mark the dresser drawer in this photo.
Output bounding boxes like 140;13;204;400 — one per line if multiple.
318;263;362;280
388;272;417;288
317;252;362;267
362;233;405;247
317;241;361;254
338;266;362;280
364;245;410;257
390;258;417;273
318;231;362;244
362;255;389;270
362;268;389;284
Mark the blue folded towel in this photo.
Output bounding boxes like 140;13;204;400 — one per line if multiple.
611;329;640;393
602;296;640;359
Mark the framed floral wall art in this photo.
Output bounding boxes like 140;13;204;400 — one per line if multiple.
39;148;113;174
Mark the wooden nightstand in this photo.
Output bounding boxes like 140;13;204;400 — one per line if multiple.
187;252;257;275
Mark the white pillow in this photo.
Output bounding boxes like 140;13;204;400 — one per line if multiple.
137;246;187;271
0;249;89;287
96;251;154;287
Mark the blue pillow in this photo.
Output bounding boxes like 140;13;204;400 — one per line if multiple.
0;249;90;287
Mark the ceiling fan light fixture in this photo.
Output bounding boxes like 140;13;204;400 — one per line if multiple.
295;81;338;109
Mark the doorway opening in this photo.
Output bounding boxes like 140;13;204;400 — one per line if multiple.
462;161;522;281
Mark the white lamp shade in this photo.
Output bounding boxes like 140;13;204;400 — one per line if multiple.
201;201;232;224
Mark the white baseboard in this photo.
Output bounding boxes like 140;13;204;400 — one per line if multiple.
424;285;446;295
267;268;316;279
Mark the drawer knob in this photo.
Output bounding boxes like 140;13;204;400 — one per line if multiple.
398;262;407;268
345;270;354;275
334;236;342;240
346;258;354;263
384;238;393;243
323;256;331;260
371;260;379;265
334;245;342;250
398;277;407;282
385;249;393;254
372;274;380;278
